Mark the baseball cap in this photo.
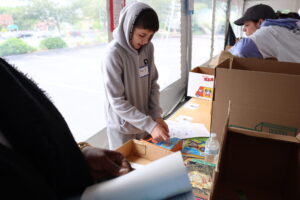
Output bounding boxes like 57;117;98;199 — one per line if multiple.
234;4;276;26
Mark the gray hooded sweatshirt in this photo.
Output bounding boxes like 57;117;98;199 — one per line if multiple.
102;2;162;149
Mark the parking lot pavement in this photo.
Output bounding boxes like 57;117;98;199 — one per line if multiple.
5;44;107;142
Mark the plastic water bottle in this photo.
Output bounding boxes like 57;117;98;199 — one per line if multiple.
204;133;220;163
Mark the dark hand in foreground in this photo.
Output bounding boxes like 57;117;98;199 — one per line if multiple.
81;146;134;182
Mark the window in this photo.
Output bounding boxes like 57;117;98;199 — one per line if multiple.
1;0;184;141
212;0;227;57
1;0;108;141
191;0;212;68
230;0;244;37
127;0;182;90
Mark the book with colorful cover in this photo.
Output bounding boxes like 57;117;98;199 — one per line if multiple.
181;137;208;158
145;137;183;152
186;158;216;199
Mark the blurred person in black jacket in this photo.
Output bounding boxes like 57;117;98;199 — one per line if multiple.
0;57;133;200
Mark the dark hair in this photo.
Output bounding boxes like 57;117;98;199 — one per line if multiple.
251;19;260;23
134;9;159;32
276;11;300;19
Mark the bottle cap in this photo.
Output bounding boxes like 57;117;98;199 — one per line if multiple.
211;133;217;138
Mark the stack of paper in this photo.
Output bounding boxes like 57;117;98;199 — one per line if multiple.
82;152;194;200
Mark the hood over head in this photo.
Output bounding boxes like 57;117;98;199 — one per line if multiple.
113;2;154;54
262;18;300;30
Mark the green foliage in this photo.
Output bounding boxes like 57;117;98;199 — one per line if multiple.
39;37;67;49
25;0;69;32
11;7;38;30
93;20;101;30
0;7;9;14
71;0;106;31
1;0;106;32
0;38;36;56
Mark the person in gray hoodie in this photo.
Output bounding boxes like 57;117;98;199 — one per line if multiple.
102;2;170;149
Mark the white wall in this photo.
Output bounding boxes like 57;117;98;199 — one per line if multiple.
244;0;300;12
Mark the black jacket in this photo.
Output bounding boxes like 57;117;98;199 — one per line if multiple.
0;57;93;199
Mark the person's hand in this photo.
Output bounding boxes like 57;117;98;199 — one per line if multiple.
155;118;169;132
150;123;170;143
81;146;134;182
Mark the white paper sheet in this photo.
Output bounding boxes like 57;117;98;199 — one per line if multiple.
166;120;210;139
184;103;200;110
175;115;193;123
130;162;144;170
81;152;193;200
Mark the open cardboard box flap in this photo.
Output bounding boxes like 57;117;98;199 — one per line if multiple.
218;57;300;75
191;66;215;75
116;139;173;165
210;126;300;200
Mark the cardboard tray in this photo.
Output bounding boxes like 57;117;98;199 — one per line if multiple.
116;139;173;165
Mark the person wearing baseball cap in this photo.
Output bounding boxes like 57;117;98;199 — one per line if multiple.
235;4;276;36
228;4;300;63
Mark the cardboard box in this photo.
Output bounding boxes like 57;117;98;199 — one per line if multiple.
116;139;173;165
207;50;234;68
187;67;215;100
211;57;300;143
210;127;300;200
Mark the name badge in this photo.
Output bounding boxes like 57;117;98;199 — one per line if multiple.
139;65;149;78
